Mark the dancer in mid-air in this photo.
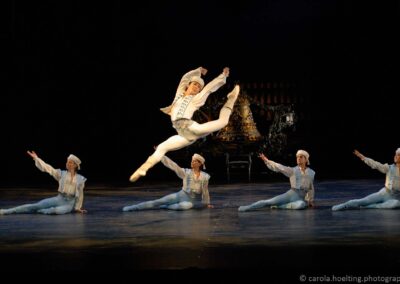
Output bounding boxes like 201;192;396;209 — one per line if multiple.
0;151;87;215
123;153;212;211
129;66;240;182
238;150;315;211
332;148;400;211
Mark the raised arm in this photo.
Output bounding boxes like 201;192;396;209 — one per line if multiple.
258;152;293;177
191;67;229;108
160;67;207;115
354;149;389;174
161;156;185;179
27;151;61;181
353;149;365;160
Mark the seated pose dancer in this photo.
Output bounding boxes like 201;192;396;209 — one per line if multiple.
238;150;315;212
129;66;240;182
123;153;212;211
332;148;400;211
0;151;87;215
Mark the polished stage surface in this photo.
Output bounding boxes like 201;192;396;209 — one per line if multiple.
1;179;400;279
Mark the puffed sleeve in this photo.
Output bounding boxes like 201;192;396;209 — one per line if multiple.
161;156;185;179
34;157;62;181
191;72;227;108
264;160;294;177
363;157;390;174
160;68;202;115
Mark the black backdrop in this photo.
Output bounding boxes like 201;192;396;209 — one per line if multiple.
2;0;399;185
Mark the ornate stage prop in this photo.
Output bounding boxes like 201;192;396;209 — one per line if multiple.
256;104;296;158
187;82;299;180
216;94;262;143
215;94;261;181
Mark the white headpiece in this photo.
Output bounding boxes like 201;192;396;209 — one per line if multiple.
189;76;204;89
296;150;310;165
396;148;400;155
68;154;81;170
192;153;206;169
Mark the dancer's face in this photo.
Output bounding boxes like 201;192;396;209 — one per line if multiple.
394;153;400;164
191;159;202;170
296;155;307;167
186;81;202;96
66;159;78;172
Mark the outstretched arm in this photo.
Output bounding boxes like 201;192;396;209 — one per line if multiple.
259;152;293;177
353;149;365;160
354;149;389;174
161;67;207;115
258;153;269;162
161;156;186;179
27;150;38;159
191;67;229;107
27;150;61;181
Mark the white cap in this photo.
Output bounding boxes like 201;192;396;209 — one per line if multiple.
68;154;81;170
296;150;310;165
192;153;206;169
189;76;204;89
396;148;400;155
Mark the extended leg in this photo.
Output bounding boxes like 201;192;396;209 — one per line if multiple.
129;135;191;182
166;201;193;210
239;190;298;212
332;191;385;211
38;203;74;215
188;85;240;137
277;200;307;210
0;196;59;215
363;199;400;209
123;192;181;211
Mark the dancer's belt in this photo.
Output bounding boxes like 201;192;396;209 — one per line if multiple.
59;192;75;198
290;187;308;196
172;118;193;130
386;187;400;199
291;187;307;192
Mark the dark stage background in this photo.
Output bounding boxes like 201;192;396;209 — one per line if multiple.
2;0;399;186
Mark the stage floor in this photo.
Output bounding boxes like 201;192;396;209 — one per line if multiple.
1;179;400;278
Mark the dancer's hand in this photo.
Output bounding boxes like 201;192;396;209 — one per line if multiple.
27;150;38;159
353;149;365;160
75;208;87;214
200;67;208;76
223;67;230;77
258;153;268;162
207;204;214;209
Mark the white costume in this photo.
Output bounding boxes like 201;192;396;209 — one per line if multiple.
123;155;210;211
332;156;400;211
239;159;315;211
130;67;240;182
0;156;86;215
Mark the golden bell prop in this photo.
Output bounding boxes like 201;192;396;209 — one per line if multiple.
217;94;262;143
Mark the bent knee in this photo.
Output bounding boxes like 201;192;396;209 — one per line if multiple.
179;202;193;210
287;200;306;209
